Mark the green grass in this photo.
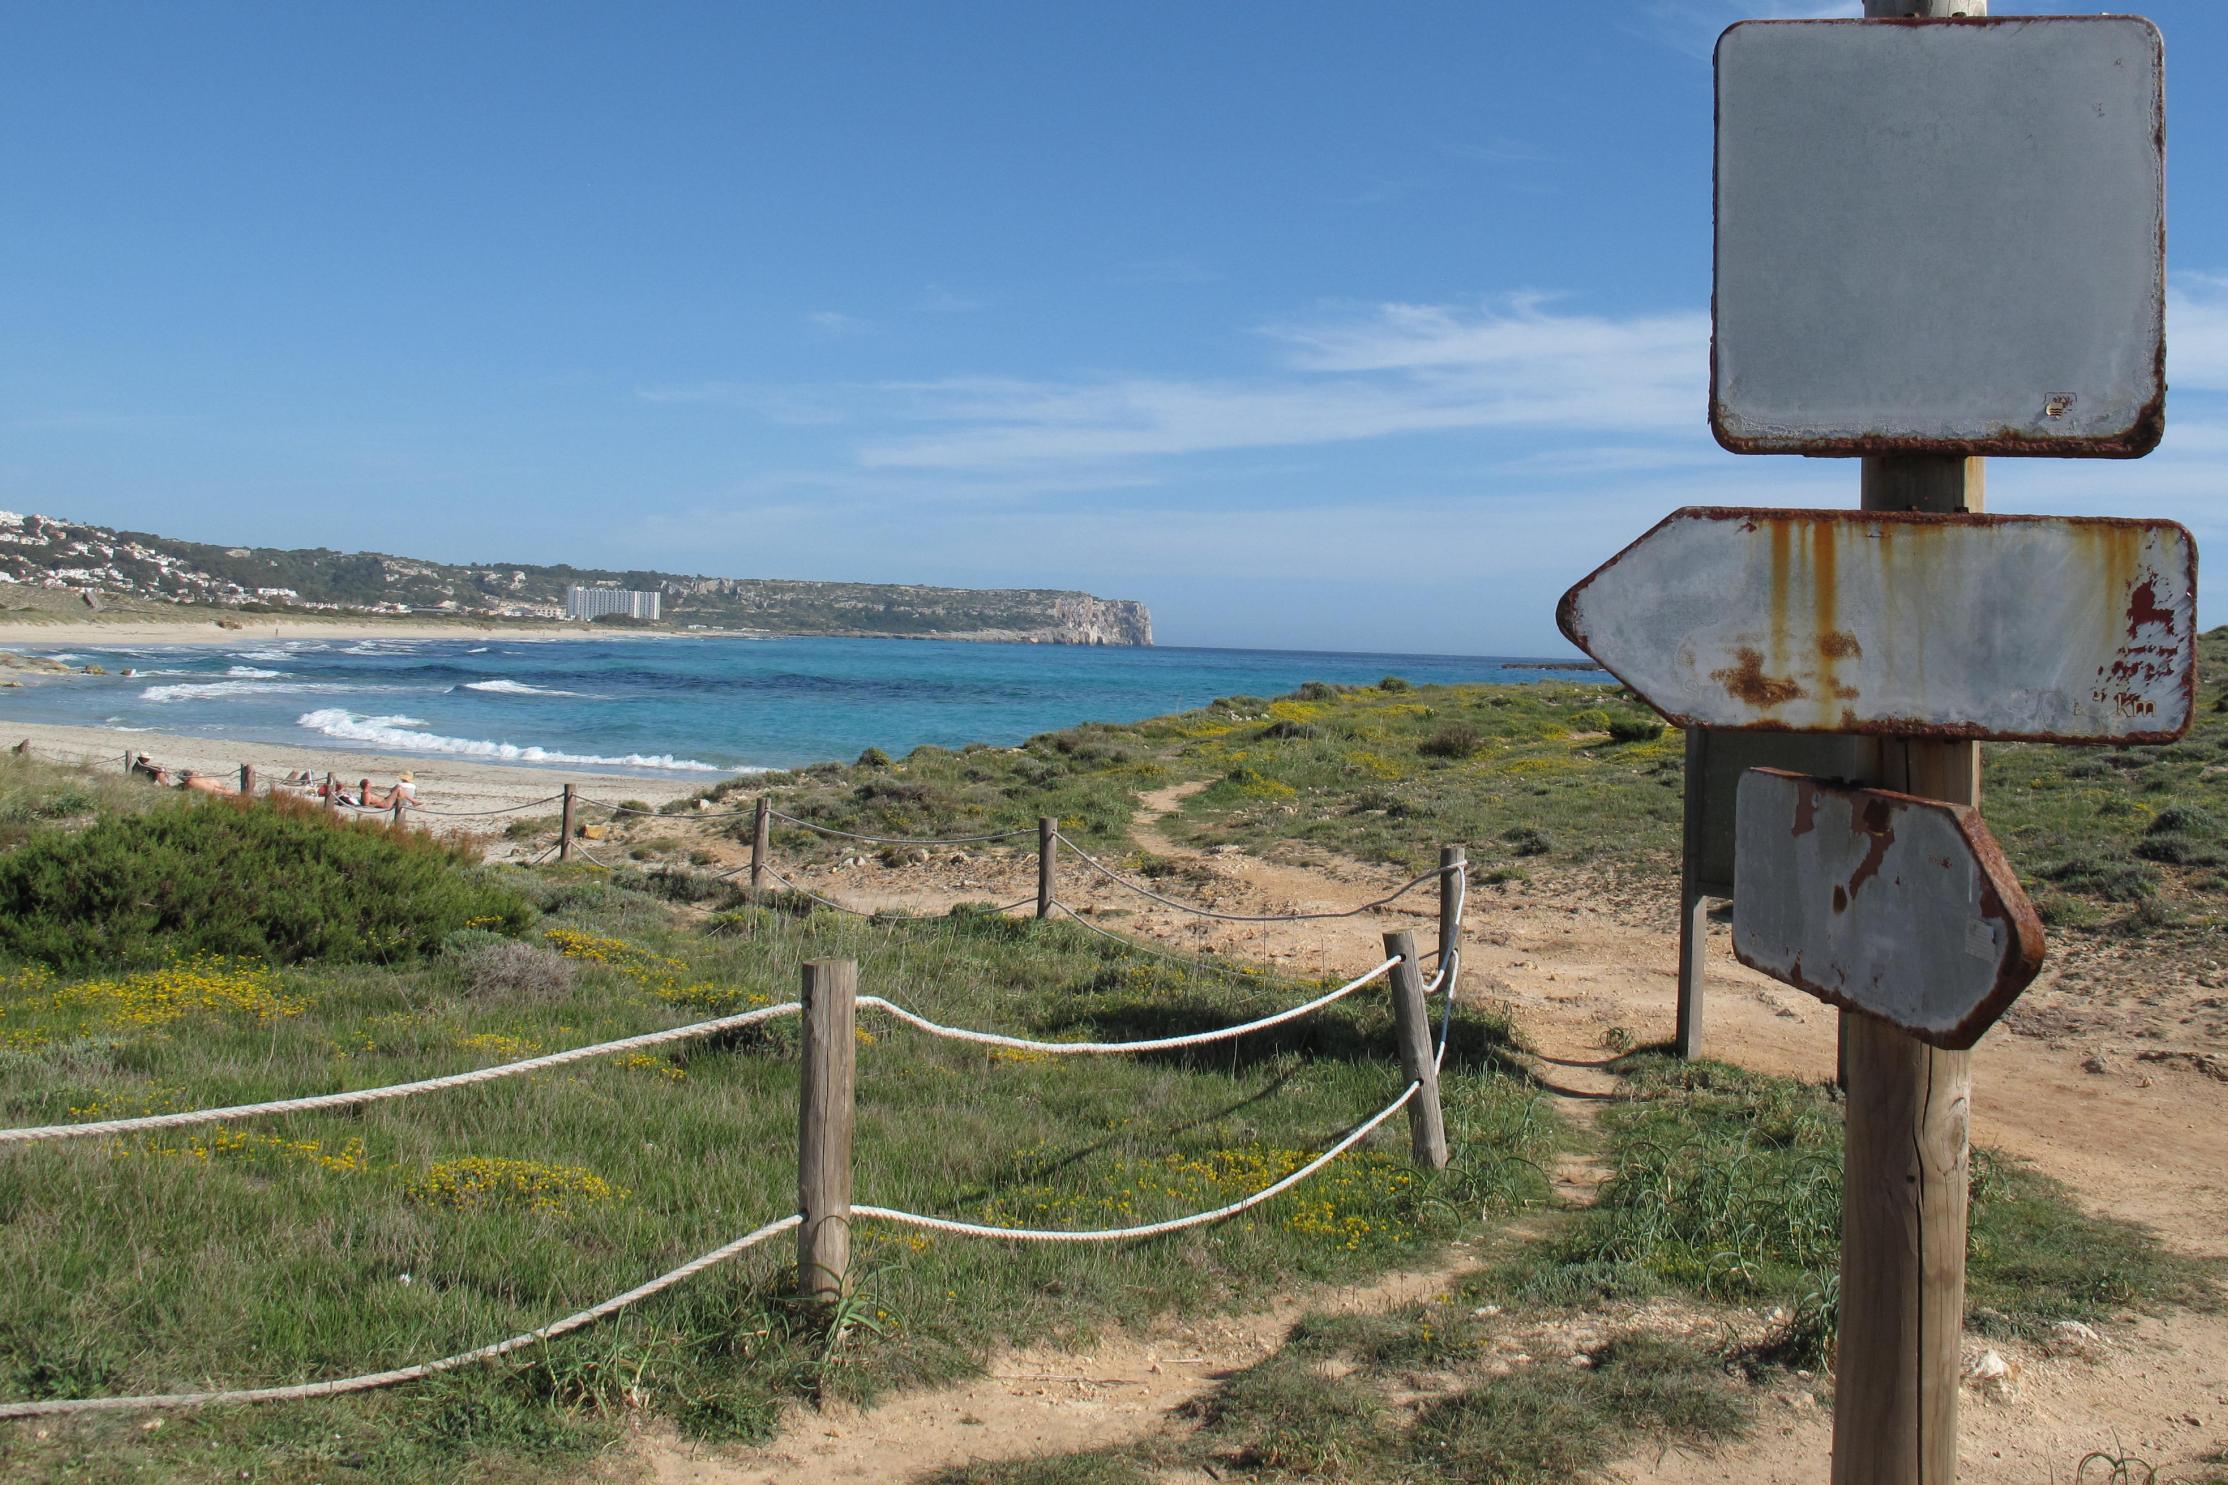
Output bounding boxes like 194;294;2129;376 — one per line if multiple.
1494;1053;2218;1369
0;839;1556;1482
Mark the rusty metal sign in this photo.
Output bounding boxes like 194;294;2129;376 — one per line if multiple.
1733;768;2044;1049
1686;730;1868;900
1713;16;2164;457
1556;508;2196;744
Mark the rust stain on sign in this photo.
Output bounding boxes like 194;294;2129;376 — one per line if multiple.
1734;768;2046;1049
1556;507;2198;744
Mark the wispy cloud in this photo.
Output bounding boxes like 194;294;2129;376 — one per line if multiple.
854;297;1707;471
916;284;987;314
633;382;846;425
805;309;872;336
1640;0;1861;62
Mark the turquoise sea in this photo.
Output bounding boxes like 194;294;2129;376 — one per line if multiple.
0;635;1603;776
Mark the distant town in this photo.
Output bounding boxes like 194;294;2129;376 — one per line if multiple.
0;510;1152;645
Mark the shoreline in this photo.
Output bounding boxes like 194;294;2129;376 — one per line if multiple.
0;615;723;649
4;720;707;821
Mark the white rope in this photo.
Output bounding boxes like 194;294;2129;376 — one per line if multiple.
1057;835;1451;923
407;794;566;819
0;1002;804;1145
853;1081;1418;1244
770;809;1034;847
854;955;1400;1058
0;1214;802;1418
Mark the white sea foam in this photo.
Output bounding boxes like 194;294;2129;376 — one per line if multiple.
466;646;491;654
225;665;286;678
232;647;302;662
295;709;723;772
461;679;578;697
340;642;420;656
141;680;361;703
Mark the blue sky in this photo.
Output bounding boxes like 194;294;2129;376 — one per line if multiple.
5;1;2226;654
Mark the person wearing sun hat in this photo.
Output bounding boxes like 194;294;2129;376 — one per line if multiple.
391;771;416;809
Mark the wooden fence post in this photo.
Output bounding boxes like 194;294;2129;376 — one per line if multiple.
391;796;406;829
797;958;858;1302
1437;845;1465;981
123;751;133;774
1676;726;1708;1058
239;763;255;797
558;784;576;862
1037;816;1057;920
752;795;770;894
324;772;337;813
1382;930;1449;1170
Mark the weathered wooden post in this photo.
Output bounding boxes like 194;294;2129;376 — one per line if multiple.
751;795;770;894
324;772;338;812
122;750;132;774
1381;930;1449;1170
1437;845;1465;983
239;763;255;797
1036;816;1057;920
558;784;576;862
1676;729;1709;1058
391;795;406;829
796;958;857;1301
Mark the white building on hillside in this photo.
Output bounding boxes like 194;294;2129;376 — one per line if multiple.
565;585;661;621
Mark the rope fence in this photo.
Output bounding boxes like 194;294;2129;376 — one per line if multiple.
0;898;1466;1419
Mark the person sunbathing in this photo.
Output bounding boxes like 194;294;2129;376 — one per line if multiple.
177;770;236;796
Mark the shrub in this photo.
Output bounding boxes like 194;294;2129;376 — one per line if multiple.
1420;723;1485;760
1292;681;1344;701
0;797;533;970
1503;825;1555;858
2145;804;2221;838
2042;854;2159;901
462;939;576;1001
1259;719;1323;741
1568;707;1615;733
855;747;891;769
1608;715;1668;743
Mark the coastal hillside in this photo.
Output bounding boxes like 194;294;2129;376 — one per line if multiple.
0;511;1152;645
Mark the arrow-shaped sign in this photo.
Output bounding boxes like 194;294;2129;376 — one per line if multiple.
1733;769;2045;1050
1556;507;2196;743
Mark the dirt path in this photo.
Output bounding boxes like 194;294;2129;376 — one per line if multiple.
607;806;2227;1484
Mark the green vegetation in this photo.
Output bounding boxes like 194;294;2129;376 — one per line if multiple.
1494;1053;2217;1369
0;779;1555;1482
0;794;531;970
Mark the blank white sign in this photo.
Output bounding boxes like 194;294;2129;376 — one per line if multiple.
1712;17;2164;457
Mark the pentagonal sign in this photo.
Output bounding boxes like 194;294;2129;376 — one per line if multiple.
1713;17;2164;456
1732;769;2045;1049
1555;508;2197;744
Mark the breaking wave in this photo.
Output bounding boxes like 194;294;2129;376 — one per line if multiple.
460;679;579;697
295;708;723;772
225;665;286;678
141;680;361;703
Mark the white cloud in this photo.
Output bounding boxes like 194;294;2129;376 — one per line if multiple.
2167;273;2228;393
854;297;1708;470
806;310;872;336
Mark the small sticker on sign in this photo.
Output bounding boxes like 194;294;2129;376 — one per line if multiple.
1965;918;1997;960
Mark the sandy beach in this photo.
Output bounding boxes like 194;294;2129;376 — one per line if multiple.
4;720;707;821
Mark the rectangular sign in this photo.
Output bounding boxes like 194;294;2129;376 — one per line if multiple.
1733;769;2044;1049
1713;17;2164;457
1685;730;1868;899
1557;508;2197;743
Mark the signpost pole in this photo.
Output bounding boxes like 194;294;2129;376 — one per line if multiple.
1833;13;1987;1479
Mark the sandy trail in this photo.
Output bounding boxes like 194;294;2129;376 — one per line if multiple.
605;789;2227;1484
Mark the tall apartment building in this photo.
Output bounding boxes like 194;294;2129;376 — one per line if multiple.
564;585;662;622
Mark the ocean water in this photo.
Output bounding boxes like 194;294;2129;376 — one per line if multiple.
0;635;1604;776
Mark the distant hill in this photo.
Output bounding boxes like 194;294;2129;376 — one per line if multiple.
0;511;1153;646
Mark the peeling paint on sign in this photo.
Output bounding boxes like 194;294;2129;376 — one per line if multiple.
1556;508;2197;743
1732;768;2045;1049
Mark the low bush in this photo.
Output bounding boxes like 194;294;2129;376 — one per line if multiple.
0;797;532;970
1420;723;1486;760
461;939;577;1001
1608;715;1668;743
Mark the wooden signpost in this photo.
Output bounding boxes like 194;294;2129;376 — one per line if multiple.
1548;4;2191;1480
